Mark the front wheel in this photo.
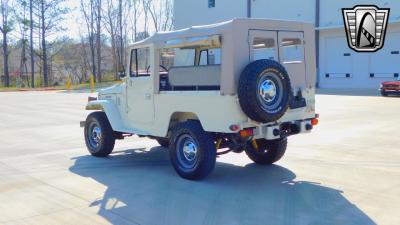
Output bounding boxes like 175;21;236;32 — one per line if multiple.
381;91;388;97
169;121;216;180
245;138;287;165
84;112;116;157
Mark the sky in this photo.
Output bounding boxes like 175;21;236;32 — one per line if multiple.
62;0;156;41
63;1;84;38
8;0;160;43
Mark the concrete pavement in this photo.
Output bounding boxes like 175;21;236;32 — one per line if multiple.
0;90;399;225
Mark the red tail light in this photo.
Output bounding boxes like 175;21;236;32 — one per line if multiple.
239;128;254;137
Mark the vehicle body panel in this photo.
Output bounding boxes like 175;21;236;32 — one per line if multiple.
86;18;317;139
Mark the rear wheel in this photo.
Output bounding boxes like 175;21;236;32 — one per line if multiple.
84;112;115;157
245;138;287;165
169;121;216;180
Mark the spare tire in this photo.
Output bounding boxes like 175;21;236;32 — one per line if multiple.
238;59;292;123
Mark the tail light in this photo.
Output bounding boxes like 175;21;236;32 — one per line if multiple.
311;118;319;126
239;128;254;138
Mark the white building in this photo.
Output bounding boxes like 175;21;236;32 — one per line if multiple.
174;0;400;88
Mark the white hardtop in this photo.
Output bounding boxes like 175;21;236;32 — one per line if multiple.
128;18;316;96
132;18;312;48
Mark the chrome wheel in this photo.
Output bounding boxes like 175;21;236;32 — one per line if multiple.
259;79;277;103
256;71;284;112
176;134;199;171
88;123;102;149
183;141;197;161
84;112;115;157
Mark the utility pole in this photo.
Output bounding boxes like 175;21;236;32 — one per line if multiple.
30;0;34;88
315;0;320;87
247;0;251;18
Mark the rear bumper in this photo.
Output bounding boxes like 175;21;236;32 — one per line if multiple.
252;119;314;140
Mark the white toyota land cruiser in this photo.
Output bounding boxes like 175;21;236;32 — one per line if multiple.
82;18;318;180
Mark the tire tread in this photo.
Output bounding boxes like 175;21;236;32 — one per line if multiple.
84;111;115;157
169;121;216;180
238;59;293;123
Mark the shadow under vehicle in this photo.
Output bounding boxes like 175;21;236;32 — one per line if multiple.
69;147;376;225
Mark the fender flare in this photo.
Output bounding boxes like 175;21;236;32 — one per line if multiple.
86;100;127;133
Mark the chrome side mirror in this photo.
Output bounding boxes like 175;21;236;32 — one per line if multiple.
118;69;126;79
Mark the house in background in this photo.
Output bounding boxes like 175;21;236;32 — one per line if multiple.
174;0;400;88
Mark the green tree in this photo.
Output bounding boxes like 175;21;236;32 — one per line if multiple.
0;0;13;87
33;0;69;87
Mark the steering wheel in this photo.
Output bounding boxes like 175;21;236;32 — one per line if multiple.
146;65;169;74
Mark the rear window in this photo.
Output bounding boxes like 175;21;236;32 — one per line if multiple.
281;38;304;64
253;37;277;61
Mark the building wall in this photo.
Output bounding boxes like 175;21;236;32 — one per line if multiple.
251;0;316;24
174;0;247;29
318;0;400;88
320;0;400;28
174;0;400;88
319;24;400;88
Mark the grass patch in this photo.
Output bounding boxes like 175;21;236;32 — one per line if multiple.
0;81;121;92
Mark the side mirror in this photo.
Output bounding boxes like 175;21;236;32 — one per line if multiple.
118;70;126;79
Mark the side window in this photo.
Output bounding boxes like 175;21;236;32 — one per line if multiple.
199;50;208;66
175;48;196;67
253;37;277;61
199;48;221;66
281;38;304;64
160;48;175;70
208;48;221;65
130;47;150;77
160;48;196;69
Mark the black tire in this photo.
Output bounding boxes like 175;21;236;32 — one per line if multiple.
155;137;169;147
381;91;388;97
245;138;287;165
169;121;216;180
84;111;115;157
238;59;293;123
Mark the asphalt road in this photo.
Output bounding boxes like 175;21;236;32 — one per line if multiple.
0;90;399;225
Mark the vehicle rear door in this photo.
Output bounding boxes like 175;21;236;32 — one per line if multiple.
249;30;279;62
277;31;307;90
249;30;307;90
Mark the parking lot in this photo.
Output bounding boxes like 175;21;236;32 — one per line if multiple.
0;90;399;225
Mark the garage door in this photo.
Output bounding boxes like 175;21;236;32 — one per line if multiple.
368;32;400;85
321;32;400;88
320;36;355;88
